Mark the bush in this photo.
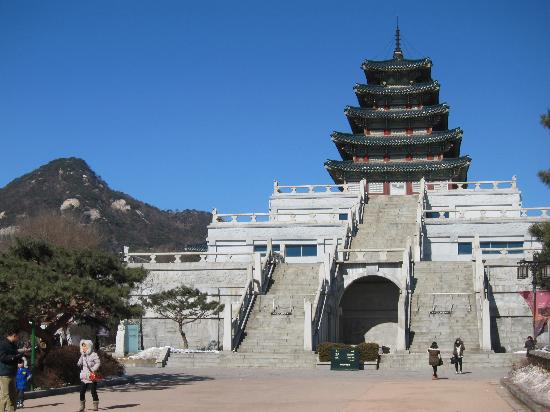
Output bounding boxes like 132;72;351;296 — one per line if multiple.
317;342;379;362
356;342;379;362
34;345;125;389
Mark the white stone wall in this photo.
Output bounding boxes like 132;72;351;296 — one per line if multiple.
129;262;249;350
486;264;533;352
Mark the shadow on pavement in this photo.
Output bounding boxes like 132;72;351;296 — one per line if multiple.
103;403;141;409
23;403;64;409
102;373;214;393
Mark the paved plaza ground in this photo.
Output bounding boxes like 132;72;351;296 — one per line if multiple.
24;366;529;412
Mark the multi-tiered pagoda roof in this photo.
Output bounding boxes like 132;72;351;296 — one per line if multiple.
325;27;470;188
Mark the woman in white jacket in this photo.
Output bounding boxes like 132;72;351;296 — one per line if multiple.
77;339;101;411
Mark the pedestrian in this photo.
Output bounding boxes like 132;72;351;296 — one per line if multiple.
15;359;31;409
452;338;465;374
77;340;101;412
524;335;536;354
428;341;442;380
0;329;24;412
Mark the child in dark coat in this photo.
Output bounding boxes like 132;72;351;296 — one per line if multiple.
15;359;31;408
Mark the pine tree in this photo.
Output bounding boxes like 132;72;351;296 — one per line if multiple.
0;238;147;349
529;108;550;289
142;286;224;349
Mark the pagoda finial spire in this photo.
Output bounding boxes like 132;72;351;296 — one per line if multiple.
393;17;403;60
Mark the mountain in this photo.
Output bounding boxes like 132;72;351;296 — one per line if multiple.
0;158;211;253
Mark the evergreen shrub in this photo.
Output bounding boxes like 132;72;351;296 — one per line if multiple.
34;345;124;388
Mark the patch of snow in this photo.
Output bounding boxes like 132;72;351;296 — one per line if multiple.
60;198;80;211
510;364;550;404
111;199;131;212
85;208;101;221
0;226;18;236
514;350;527;354
127;346;219;360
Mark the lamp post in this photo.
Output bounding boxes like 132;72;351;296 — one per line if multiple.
517;259;550;341
29;321;36;391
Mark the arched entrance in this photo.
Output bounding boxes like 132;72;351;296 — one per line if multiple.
339;275;400;350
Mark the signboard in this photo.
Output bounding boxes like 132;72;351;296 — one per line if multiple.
330;348;362;371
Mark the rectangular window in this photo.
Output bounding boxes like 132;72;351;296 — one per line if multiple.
253;244;280;256
338;213;348;221
480;241;523;255
458;242;472;255
285;244;317;257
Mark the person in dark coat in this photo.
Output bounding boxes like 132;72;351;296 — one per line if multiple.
524;336;536;354
427;341;442;380
0;330;23;412
452;338;465;374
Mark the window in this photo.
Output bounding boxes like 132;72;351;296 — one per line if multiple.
458;242;472;255
480;241;523;255
458;241;524;255
286;244;317;257
338;213;349;221
253;244;280;256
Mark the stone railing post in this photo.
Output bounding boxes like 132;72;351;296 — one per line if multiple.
211;208;218;223
304;300;312;351
223;303;233;351
123;246;129;263
252;255;262;292
396;291;406;351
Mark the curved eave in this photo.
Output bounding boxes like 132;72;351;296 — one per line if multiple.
361;58;432;72
324;157;471;184
354;81;440;97
345;104;449;120
331;128;462;147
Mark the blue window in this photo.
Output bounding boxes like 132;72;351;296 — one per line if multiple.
286;244;317;257
458;242;472;255
481;241;523;255
253;244;280;256
338;213;349;221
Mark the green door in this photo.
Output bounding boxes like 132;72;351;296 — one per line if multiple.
125;324;140;354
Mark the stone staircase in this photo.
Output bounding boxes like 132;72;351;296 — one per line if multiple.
409;261;481;353
237;263;320;354
168;263;321;368
351;195;418;259
379;352;522;369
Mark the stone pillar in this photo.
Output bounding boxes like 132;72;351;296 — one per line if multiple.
482;298;492;351
396;291;406;351
223;303;232;352
252;254;262;291
114;321;126;357
304;300;312;351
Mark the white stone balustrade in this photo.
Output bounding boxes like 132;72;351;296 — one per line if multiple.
424;207;550;221
426;177;517;192
125;251;253;264
273;181;351;194
210;210;352;225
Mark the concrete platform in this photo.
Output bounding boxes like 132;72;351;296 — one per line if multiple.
21;366;530;412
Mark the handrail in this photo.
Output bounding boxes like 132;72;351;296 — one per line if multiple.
311;245;338;349
231;276;255;351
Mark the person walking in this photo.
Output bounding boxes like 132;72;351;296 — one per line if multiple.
0;329;24;412
428;341;442;380
524;335;536;354
15;359;31;409
77;340;101;412
452;338;465;374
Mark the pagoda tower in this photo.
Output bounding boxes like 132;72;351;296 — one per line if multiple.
325;26;471;195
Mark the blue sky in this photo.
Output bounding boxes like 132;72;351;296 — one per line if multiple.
1;0;549;213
